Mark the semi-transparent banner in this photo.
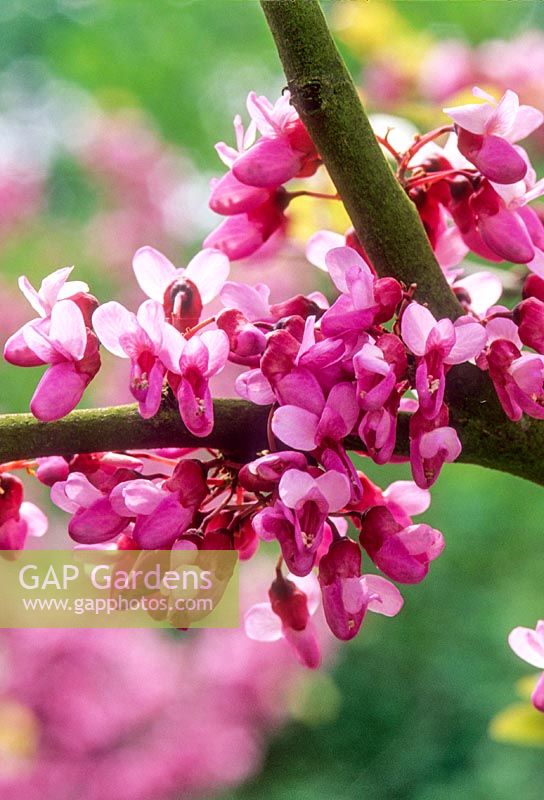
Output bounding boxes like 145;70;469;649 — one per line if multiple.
0;550;239;629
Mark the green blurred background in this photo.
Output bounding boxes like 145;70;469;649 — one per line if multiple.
0;1;542;797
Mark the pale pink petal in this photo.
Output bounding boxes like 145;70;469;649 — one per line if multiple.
509;105;544;142
57;279;89;300
39;266;76;308
19;501;48;538
63;473;102;507
445;318;487;364
235;369;274;405
184;248;230;305
244;602;283;641
401;303;437;356
364;574;404;616
315;470;351;512
200;329;229;376
132;246;177;301
272;406;319;450
443;100;492;134
397;524;445;560
136;299;165;348
306;230;346;271
30;363;88;421
110;479;165;516
454;271;502;315
383;481;430;516
220;281;271;320
419;427;462;461
18;275;47;316
488;89;519;137
49;300;86;361
279;469;317;509
92;301;135;358
508;624;544;669
486;317;522;347
22;324;59;363
160;322;186;372
325;247;369;294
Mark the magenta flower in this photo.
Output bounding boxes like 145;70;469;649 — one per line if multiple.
409;405;462;489
354;334;407;412
93;299;184;419
468;176;544;269
253;468;350;576
508;621;544;713
9;299;101;421
238;451;308;493
204;196;287;261
170;330;229;437
444;87;543;183
272;379;359;453
0;473;47;550
401;302;487;419
514;297;544;354
318;537;404;640
17;265;89;318
110;460;208;548
132;245;229;330
320;247;402;336
51;472;131;545
244;571;322;669
232;91;318;189
359;506;445;584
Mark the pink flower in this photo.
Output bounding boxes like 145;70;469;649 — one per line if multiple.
204;195;287;261
401;302;487;419
238;451;308;493
17;266;89;319
232;91;318;189
132;246;229;330
508;620;544;713
409;405;462;489
354;334;407;411
92;299;184;419
10;299;101;421
514;297;544;354
170;330;229;437
321;247;402;335
0;473;47;550
318;537;404;640
244;571;322;669
359;506;445;584
253;468;350;576
480;329;544;422
444;87;542;183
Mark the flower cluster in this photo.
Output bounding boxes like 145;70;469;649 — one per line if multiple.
2;86;544;685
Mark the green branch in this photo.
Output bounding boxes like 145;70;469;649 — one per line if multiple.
0;379;543;485
261;0;462;321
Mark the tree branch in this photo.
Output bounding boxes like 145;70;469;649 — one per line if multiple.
0;379;543;485
260;0;462;321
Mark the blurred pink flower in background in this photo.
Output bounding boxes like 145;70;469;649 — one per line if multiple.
0;562;336;800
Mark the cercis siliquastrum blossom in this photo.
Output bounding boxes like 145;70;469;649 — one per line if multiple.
2;86;544;685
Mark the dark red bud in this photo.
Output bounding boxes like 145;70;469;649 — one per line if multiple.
163;277;203;332
269;573;309;631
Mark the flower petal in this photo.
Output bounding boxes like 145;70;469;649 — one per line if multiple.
132;246;177;301
184;249;230;305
